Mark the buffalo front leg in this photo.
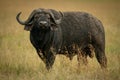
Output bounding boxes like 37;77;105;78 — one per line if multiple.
44;50;56;70
37;49;46;64
37;49;56;70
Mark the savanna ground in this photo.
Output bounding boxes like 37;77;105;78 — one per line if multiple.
0;0;120;80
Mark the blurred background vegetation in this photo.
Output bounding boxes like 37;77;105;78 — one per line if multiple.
0;0;120;80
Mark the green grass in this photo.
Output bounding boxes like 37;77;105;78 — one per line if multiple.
0;0;120;80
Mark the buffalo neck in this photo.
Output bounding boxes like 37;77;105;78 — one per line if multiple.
30;27;54;50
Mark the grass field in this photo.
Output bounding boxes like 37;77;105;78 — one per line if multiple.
0;0;120;80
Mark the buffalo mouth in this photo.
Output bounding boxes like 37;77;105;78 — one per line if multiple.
37;24;50;30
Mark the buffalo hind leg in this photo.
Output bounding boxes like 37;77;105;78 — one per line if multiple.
93;44;107;69
81;51;88;65
76;45;84;67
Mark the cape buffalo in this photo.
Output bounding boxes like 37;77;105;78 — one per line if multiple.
16;8;107;70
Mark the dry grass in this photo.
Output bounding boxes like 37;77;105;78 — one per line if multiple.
0;0;120;80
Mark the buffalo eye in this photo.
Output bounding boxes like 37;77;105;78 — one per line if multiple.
34;14;42;19
46;14;50;19
34;15;39;19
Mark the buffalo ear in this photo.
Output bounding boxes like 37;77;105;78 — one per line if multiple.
50;25;58;31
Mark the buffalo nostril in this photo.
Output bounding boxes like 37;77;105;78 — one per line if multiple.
39;21;47;25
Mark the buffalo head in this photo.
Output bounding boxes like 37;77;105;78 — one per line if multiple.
16;8;63;31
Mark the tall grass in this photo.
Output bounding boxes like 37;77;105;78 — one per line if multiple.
0;0;120;80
